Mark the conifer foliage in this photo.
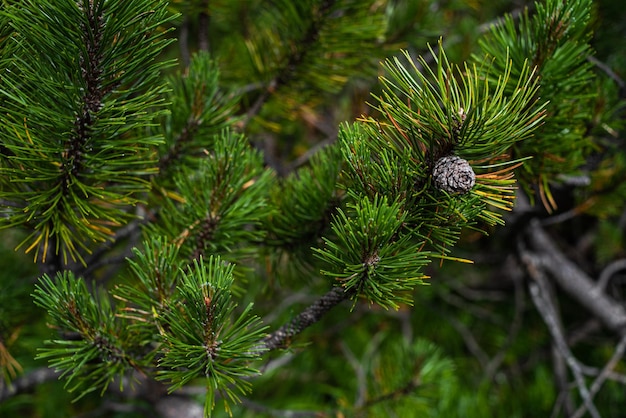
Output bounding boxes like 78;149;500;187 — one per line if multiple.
1;0;624;417
0;0;175;264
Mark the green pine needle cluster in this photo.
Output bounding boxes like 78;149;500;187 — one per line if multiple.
155;256;267;417
315;196;430;309
0;0;176;264
477;0;596;210
34;240;266;416
360;43;545;224
266;144;343;246
32;272;137;399
148;130;274;263
157;52;240;178
242;0;387;129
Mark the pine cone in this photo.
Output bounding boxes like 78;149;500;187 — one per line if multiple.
432;155;475;194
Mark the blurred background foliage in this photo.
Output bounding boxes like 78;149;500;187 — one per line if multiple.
1;0;625;417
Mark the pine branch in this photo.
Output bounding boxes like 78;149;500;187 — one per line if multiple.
32;271;145;400
243;0;337;126
262;286;351;351
351;41;544;240
153;256;267;416
242;0;386;129
0;0;176;264
149;130;273;264
62;0;107;196
6;2;619;417
156;52;240;178
315;196;430;309
306;41;545;310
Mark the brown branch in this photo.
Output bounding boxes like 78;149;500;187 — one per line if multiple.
262;286;351;351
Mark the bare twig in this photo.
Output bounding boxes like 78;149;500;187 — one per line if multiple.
519;247;579;416
444;313;489;369
526;219;626;336
567;319;602;347
551;343;575;417
571;335;626;418
528;279;600;418
340;331;386;409
587;55;625;91
340;342;368;408
540;207;580;226
596;258;626;293
259;352;296;375
578;366;626;386
523;222;626;418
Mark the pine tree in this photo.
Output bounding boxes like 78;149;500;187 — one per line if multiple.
1;0;625;417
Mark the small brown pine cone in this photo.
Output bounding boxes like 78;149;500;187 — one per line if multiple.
432;155;475;194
